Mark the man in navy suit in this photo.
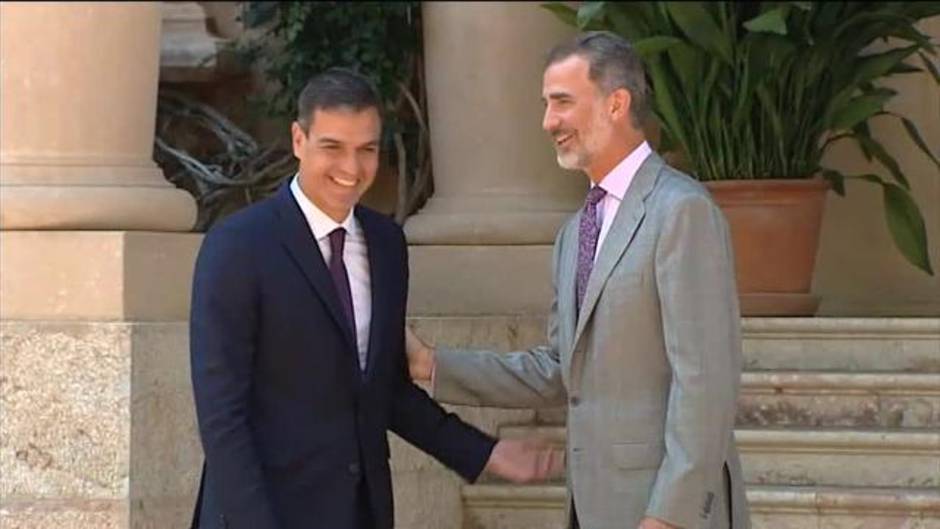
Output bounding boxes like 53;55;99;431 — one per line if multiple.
189;68;562;529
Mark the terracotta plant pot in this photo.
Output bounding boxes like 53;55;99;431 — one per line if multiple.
705;178;830;316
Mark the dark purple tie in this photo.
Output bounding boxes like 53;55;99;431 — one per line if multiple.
576;186;607;313
328;228;362;369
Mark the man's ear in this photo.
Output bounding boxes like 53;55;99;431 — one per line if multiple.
291;121;306;158
609;88;632;122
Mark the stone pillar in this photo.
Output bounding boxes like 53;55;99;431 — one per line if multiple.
0;2;196;231
406;2;583;245
405;2;582;315
393;4;579;528
1;4;202;529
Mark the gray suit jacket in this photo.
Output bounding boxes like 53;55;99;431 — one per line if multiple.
433;152;750;529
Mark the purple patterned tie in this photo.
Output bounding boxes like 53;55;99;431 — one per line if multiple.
328;228;362;370
576;186;607;313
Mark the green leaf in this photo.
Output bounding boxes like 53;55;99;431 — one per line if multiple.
632;36;684;58
667;41;706;97
884;25;934;52
900;2;940;21
888;113;940;172
658;128;678;153
604;3;653;40
843;172;886;185
820;168;846;196
919;52;940;84
743;7;789;35
828;92;893;131
887;61;923;75
883;183;934;275
851;122;875;162
746;32;796;73
577;2;607;29
665;2;733;65
541;2;578;27
647;57;690;155
851;45;920;87
854;132;910;190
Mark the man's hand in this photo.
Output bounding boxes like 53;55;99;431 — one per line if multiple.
405;325;435;381
484;438;565;484
638;517;679;529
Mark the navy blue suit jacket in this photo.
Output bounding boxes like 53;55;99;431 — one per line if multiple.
189;184;496;529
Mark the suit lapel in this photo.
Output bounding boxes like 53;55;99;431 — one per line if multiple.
572;153;664;348
356;206;391;383
557;216;580;354
273;184;359;362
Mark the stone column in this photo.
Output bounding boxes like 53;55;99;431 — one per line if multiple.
1;4;202;529
0;2;196;231
406;2;583;245
405;2;583;315
394;6;577;528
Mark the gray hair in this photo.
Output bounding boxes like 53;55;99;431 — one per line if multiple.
545;31;650;127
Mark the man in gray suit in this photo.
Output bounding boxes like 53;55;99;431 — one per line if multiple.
406;32;750;529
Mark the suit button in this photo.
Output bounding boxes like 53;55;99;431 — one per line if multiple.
569;396;580;406
348;462;361;476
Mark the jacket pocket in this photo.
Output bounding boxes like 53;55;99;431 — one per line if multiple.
611;441;664;470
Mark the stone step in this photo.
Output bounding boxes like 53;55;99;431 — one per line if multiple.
460;484;940;529
537;370;940;428
740;318;940;372
498;426;940;488
738;371;940;428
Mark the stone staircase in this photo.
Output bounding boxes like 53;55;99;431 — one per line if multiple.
458;318;940;529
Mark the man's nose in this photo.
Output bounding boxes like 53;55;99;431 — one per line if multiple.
338;152;360;176
542;108;559;133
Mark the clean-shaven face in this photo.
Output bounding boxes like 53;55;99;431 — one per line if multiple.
541;55;615;171
291;107;381;222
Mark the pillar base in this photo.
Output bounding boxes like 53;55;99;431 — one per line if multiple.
0;184;196;232
405;212;573;245
0;231;203;321
404;193;581;245
407;245;554;315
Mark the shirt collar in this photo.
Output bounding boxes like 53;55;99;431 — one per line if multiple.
592;140;652;201
290;174;357;241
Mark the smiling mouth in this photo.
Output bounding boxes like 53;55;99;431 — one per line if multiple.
554;133;574;148
329;175;358;188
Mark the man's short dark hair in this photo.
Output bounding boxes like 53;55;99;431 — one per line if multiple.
296;67;381;131
545;31;650;127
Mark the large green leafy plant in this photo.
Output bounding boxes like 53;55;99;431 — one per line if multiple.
545;2;939;274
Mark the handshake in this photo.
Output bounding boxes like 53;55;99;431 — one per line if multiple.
405;326;566;484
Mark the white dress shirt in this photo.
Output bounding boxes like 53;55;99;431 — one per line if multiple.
290;176;372;367
591;141;652;262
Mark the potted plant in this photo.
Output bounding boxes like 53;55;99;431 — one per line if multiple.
545;2;939;315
